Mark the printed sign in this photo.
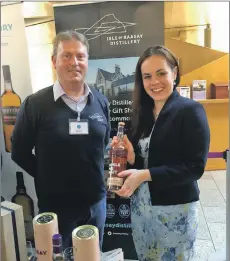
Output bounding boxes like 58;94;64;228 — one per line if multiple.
54;1;164;59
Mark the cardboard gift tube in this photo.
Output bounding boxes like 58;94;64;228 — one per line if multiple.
33;212;59;261
72;225;100;261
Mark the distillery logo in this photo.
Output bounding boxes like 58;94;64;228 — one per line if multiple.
118;204;130;219
106;204;116;218
75;14;143;46
89;113;104;122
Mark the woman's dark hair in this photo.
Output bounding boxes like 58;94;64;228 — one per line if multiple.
130;45;180;145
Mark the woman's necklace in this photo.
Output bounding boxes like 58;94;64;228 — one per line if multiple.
153;111;159;119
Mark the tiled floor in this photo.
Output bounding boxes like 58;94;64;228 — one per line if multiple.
194;170;226;261
125;170;227;261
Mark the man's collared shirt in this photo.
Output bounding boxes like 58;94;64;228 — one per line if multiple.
53;80;94;113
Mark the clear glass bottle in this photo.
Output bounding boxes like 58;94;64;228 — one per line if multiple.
107;122;128;191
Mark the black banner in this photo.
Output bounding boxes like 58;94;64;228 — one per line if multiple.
103;198;137;259
54;1;164;59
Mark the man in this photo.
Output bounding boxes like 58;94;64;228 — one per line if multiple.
11;31;111;249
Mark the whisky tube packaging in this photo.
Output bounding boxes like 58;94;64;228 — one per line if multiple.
33;212;58;261
72;225;100;261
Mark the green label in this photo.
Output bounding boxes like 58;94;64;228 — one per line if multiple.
54;256;64;261
76;228;95;238
1;24;12;31
37;214;53;224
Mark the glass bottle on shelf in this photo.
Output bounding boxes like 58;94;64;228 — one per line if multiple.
107;122;128;191
1;65;21;152
12;172;35;243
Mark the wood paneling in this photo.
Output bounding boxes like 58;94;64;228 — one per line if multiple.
165;38;227;76
179;55;229;170
203;102;229;170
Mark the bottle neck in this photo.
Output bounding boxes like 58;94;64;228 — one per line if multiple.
117;126;124;141
16;173;26;192
4;81;13;92
16;188;26;194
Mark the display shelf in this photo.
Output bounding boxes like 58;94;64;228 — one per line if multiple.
198;99;229;104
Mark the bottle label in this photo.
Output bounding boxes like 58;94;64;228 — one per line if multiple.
53;243;62;248
24;215;34;240
53;255;64;261
110;160;127;174
37;214;54;224
2;106;20;125
107;177;124;187
53;256;64;261
76;228;95;239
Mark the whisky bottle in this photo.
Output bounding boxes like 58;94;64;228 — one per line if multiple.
52;234;64;261
12;172;35;242
1;65;21;153
107;122;128;191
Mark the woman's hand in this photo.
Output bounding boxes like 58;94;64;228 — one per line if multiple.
113;169;152;198
111;135;135;165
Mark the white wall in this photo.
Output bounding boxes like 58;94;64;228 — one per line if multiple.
1;3;38;214
25;21;56;93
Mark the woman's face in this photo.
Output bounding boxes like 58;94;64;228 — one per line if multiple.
141;55;177;102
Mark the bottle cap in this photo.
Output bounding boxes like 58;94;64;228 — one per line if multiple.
52;234;63;253
2;65;12;82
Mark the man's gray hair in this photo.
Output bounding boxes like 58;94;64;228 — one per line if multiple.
52;30;89;56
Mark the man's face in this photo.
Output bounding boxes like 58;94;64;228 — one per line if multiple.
52;39;88;84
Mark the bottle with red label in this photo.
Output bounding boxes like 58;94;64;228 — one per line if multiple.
107;122;128;191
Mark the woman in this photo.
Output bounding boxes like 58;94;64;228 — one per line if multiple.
112;46;210;261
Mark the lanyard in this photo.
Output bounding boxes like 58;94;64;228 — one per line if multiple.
145;117;158;168
77;111;81;121
76;102;82;121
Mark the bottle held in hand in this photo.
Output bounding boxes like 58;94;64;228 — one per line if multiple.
107;122;128;191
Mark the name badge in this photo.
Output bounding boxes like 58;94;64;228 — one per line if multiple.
69;119;89;135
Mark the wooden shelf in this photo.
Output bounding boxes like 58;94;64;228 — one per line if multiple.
198;99;229;104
